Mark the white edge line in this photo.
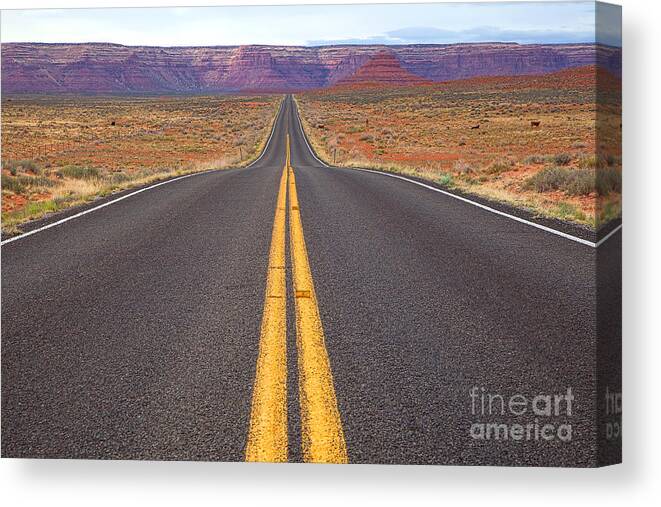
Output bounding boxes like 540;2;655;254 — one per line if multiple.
352;168;599;248
595;223;622;248
293;97;330;168
245;97;285;169
292;98;622;249
1;173;198;246
2;97;287;247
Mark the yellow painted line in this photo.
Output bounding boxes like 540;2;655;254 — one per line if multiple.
286;131;291;167
288;159;349;464
245;162;289;463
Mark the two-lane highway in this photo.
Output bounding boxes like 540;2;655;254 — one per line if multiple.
1;96;621;465
245;135;347;463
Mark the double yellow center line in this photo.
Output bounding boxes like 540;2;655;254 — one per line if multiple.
245;134;348;464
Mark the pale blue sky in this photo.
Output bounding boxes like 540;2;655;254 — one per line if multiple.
0;2;621;47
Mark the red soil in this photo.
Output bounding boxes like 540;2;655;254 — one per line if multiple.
436;64;620;91
2;193;27;212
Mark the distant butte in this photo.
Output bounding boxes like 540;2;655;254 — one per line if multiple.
333;50;433;88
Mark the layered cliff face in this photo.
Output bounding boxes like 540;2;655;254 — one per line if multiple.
392;43;622;81
1;42;621;94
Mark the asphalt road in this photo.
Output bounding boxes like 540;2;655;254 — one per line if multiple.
1;96;621;466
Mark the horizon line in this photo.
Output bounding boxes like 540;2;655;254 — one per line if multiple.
2;41;612;49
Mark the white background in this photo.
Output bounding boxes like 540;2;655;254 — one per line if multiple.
0;0;658;505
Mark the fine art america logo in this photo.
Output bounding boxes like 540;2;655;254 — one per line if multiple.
469;387;574;442
604;386;622;441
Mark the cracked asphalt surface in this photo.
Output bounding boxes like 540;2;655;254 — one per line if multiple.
1;96;621;465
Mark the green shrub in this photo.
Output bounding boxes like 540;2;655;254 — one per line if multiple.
596;167;622;195
58;165;100;180
485;159;512;175
6;200;59;222
437;173;454;187
578;154;596;169
109;172;132;184
524;166;571;192
523;154;552;165
555;202;587;222
577;154;620;172
564;170;596;196
23;200;58;216
524;166;597;196
4;159;40;174
554;153;572;166
1;174;56;192
598;201;621;225
2;174;26;193
28;176;56;188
